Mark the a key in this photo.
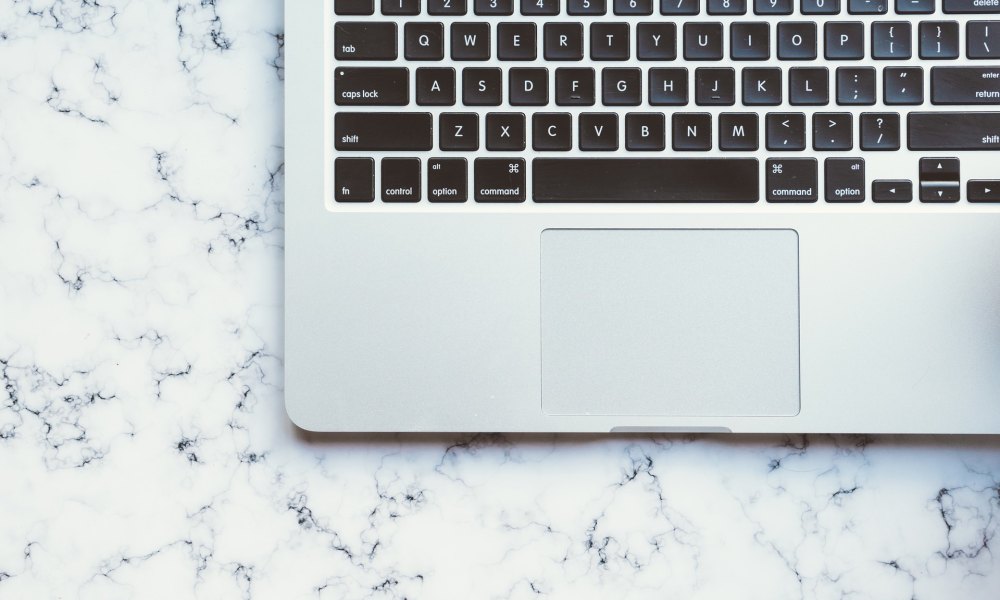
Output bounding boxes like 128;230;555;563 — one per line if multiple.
860;113;901;150
931;67;1000;104
685;23;724;61
695;67;736;105
872;22;912;59
848;0;887;13
544;23;584;60
405;23;445;61
336;0;375;15
416;67;456;105
427;0;467;14
382;0;422;15
919;22;960;59
731;23;771;60
335;68;409;106
381;158;421;202
475;0;514;14
778;22;818;60
614;0;654;14
334;23;398;60
474;159;525;202
602;68;642;105
743;68;783;105
636;23;677;60
836;67;876;105
427;158;468;202
579;113;620;150
801;0;841;13
626;112;667;150
708;0;748;14
825;158;865;202
766;158;818;202
439;113;480;150
719;113;760;150
591;23;631;60
509;68;548;105
672;113;713;150
335;113;433;151
789;67;829;105
755;0;794;14
824;22;864;60
908;112;1000;150
766;113;807;150
533;113;573;150
968;180;1000;202
498;23;537;61
451;23;490;61
944;0;1000;12
463;67;502;105
522;0;560;14
334;158;374;202
661;0;701;14
555;68;596;105
568;0;608;14
872;180;913;202
896;0;934;13
919;157;960;202
486;112;526;151
967;22;1000;59
649;68;689;105
884;67;923;105
813;112;853;150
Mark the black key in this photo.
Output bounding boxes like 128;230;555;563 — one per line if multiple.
335;113;433;151
932;67;1000;104
649;68;689;105
509;68;548;105
695;67;736;105
428;158;467;202
813;112;853;150
416;67;456;105
439;113;479;150
381;158;422;202
708;0;748;14
908;112;1000;150
872;22;911;59
533;113;573;150
719;113;760;150
755;0;794;13
614;0;654;14
383;0;422;15
836;67;876;104
334;23;398;60
919;157;960;203
766;158;818;202
743;68;782;105
591;23;630;60
463;68;502;105
486;112;526;150
498;23;537;60
603;68;642;105
336;0;375;14
661;0;701;13
626;112;667;150
335;158;374;202
427;0;467;14
801;0;840;13
556;68;596;105
848;0;887;13
968;22;1000;59
778;22;818;60
884;67;923;105
579;113;620;150
944;0;1000;12
921;182;961;202
766;112;807;150
872;180;913;202
532;158;759;202
919;21;960;59
451;23;491;61
685;23;724;60
789;67;829;105
824;22;864;60
825;158;865;202
731;23;771;60
568;0;608;14
672;113;713;150
522;0;560;14
968;180;1000;202
474;158;525;202
405;23;445;60
637;23;677;60
896;0;934;13
475;0;514;14
860;112;901;150
545;23;584;60
335;68;409;106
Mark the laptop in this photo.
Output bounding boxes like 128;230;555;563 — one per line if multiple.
285;0;1000;433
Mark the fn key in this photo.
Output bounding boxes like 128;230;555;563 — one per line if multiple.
335;158;374;202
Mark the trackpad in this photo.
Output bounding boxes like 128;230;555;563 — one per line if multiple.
541;229;800;417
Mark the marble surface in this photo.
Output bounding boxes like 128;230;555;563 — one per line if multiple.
0;1;999;598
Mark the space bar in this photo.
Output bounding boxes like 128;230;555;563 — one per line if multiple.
533;158;760;202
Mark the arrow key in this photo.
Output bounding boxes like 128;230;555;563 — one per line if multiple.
872;179;913;203
969;180;1000;202
919;157;960;181
921;182;961;202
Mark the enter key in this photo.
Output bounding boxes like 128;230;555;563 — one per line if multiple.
931;66;1000;104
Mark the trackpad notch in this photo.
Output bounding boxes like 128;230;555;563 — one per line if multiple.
541;229;800;417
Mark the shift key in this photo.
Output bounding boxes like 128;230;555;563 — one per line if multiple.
335;113;433;151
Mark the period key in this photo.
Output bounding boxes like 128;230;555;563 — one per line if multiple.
475;158;527;202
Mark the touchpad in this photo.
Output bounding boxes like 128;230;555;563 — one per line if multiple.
541;229;800;417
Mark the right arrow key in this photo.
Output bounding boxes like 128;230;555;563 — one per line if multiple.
969;180;1000;202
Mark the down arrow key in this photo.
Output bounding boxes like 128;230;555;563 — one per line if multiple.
968;180;1000;203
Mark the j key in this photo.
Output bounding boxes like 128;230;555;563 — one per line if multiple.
556;68;596;105
451;23;490;61
334;23;397;60
661;0;701;13
778;22;818;60
498;23;537;61
614;0;654;14
695;67;736;105
801;0;841;13
533;113;573;150
813;112;853;150
475;0;514;14
708;0;748;15
427;158;467;203
636;23;678;60
649;68;689;105
486;112;526;150
836;67;876;105
568;0;608;14
672;113;713;150
848;0;887;13
825;158;865;202
743;68;782;105
685;23;725;60
336;0;375;15
789;67;830;105
383;0;422;15
731;23;771;60
405;23;445;60
474;158;525;203
909;112;1000;150
719;113;760;150
931;67;1000;104
626;112;667;150
335;68;409;106
509;68;548;105
603;68;642;105
532;158;760;202
545;23;584;60
755;0;794;14
968;180;1000;202
335;113;433;151
463;68;502;105
884;67;924;105
439;113;480;150
579;113;620;150
522;0;560;14
872;22;912;59
766;158;818;202
824;22;864;60
860;112;901;150
944;0;1000;12
381;158;421;202
334;158;374;202
967;22;1000;59
591;23;630;60
766;112;807;150
416;67;456;105
872;179;913;202
896;0;934;13
427;0;467;14
919;22;960;59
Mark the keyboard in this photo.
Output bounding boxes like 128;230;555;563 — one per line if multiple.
331;0;1000;205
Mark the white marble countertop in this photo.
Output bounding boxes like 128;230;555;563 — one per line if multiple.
0;1;998;598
